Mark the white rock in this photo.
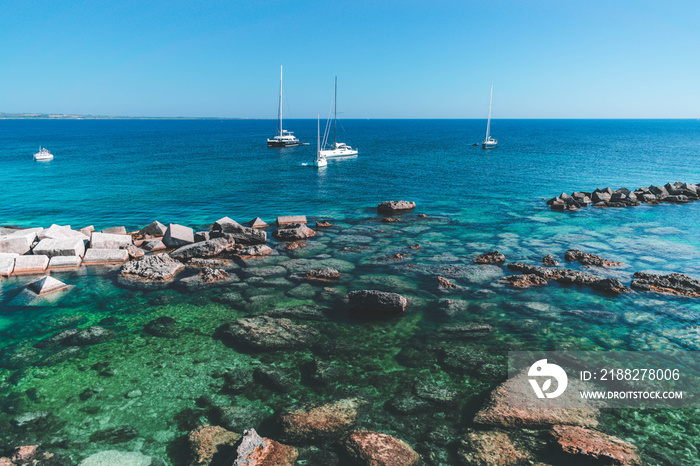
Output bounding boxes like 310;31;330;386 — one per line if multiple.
0;253;18;276
90;232;133;249
32;238;86;258
163;223;194;247
13;255;49;274
0;228;43;254
38;224;89;241
277;215;307;226
102;226;127;235
83;249;129;264
48;255;82;269
28;275;68;295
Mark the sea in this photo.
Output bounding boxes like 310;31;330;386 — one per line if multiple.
0;119;699;465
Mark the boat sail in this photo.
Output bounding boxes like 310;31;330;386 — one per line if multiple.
320;77;357;157
313;114;327;167
267;66;305;147
482;82;498;149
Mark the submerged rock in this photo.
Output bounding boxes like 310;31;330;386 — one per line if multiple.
78;450;154;466
630;271;700;297
233;429;298;466
279;397;364;444
564;249;623;267
120;254;184;280
144;316;180;338
551;425;641;466
220;316;319;351
27;276;68;295
188;424;241;465
89;425;139;443
542;254;559;266
343;430;420;466
211;405;264;433
473;250;506;264
505;262;629;293
503;274;548;288
457;429;530;466
348;290;407;317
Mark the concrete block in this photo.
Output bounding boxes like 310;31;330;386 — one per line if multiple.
102;226;127;235
38;224;89;241
90;232;133;249
13;255;49;275
139;220;167;237
82;248;130;264
32;238;86;258
0;228;42;254
48;255;82;270
277;215;307;226
28;276;68;295
0;253;18;276
163;224;194;247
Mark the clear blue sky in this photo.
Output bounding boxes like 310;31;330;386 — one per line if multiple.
2;0;699;118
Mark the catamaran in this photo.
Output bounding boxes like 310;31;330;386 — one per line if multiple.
33;147;54;161
267;65;306;148
320;77;357;157
482;82;498;149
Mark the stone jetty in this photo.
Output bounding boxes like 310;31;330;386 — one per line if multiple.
547;181;699;210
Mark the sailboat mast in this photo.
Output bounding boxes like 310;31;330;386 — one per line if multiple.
279;66;284;137
317;114;320;157
485;81;493;141
334;76;338;147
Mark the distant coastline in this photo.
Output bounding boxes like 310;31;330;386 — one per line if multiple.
0;113;242;120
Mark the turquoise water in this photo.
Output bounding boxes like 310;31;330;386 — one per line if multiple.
0;119;699;464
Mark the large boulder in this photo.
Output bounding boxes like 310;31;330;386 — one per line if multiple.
38;224;89;241
90;232;133;249
212;217;267;245
170;237;234;260
32;238;86;258
220;316;319;351
163;223;195;247
120;254;184;280
551;425;641;466
233;429;298;466
0;228;43;254
279;398;364;444
473;251;505;264
273;223;316;241
348;290;407;317
343;430;420;466
377;200;416;213
138;220;167;237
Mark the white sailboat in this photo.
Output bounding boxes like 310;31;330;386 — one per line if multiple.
267;65;305;147
320;77;357;157
313;114;327;167
482;81;498;149
33;147;54;161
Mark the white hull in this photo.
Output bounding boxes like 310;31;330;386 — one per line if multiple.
34;148;53;161
320;147;358;158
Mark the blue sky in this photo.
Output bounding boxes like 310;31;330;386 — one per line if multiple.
2;1;699;118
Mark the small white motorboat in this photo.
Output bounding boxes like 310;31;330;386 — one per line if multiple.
34;147;54;161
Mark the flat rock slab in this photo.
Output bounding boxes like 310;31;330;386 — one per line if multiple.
13;255;49;275
221;316;319;351
101;226;127;235
28;276;68;295
48;255;82;269
120;253;184;280
32;238;86;258
377;200;416;213
90;232;133;249
163;223;195;247
277;215;307;226
0;253;18;277
83;249;129;264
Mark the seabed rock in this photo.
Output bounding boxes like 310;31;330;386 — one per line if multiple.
550;425;641;466
348;290;407;317
278;397;364;444
220;316;319;351
542;254;559;266
564;249;623;267
233;428;298;466
457;429;530;466
187;424;241;465
343;430;420;466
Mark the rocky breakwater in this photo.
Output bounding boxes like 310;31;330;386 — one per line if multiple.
504;262;629;294
547;181;699;211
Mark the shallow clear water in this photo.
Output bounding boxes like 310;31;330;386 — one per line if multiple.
0;119;699;464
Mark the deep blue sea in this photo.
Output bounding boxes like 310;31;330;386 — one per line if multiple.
1;119;699;465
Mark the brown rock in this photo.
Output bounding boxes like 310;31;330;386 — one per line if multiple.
284;241;306;250
502;274;548;288
343;430;420;466
188;424;241;465
458;429;530;466
437;276;459;288
418;213;428;218
630;271;700;297
315;220;333;228
409;244;421;249
233;429;297;466
474;250;506;264
551;425;641;466
11;445;38;463
126;244;145;259
381;217;401;223
542;254;558;266
564;249;623;267
0;457;12;466
279;397;363;443
474;370;599;428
